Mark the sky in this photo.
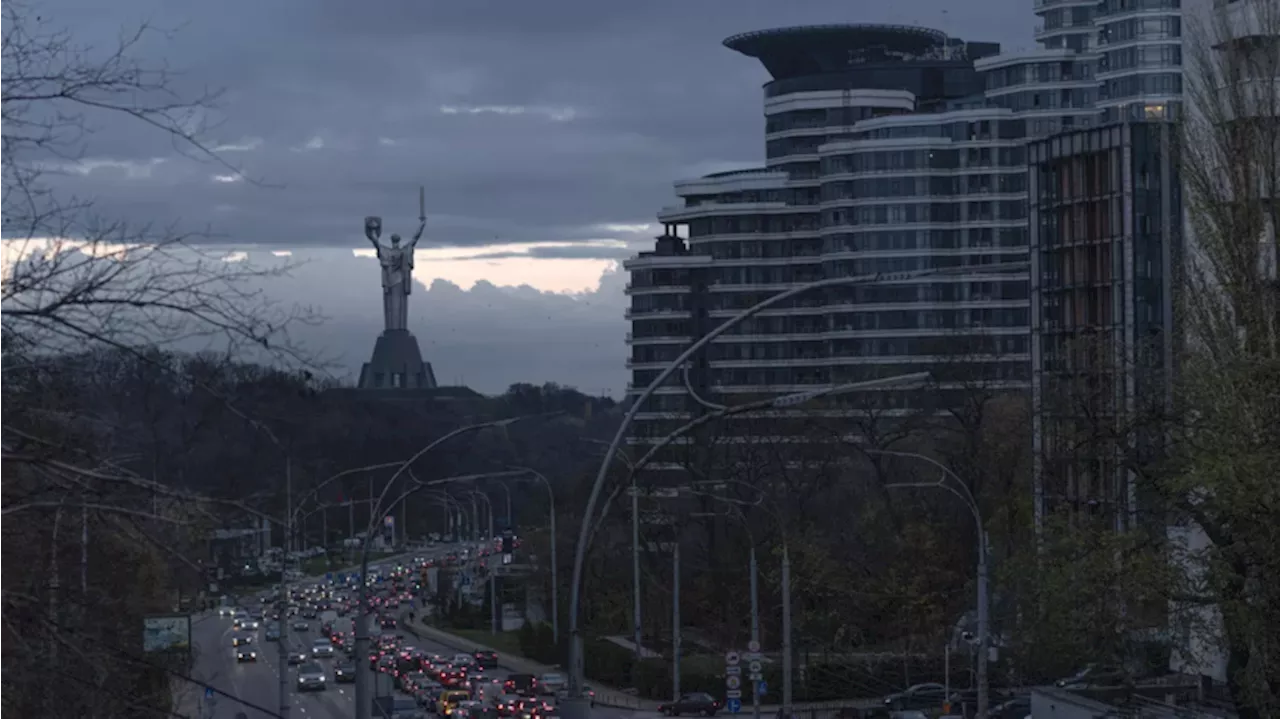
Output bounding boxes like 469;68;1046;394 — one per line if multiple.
7;0;1034;396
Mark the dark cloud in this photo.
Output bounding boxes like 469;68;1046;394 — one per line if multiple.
18;0;1033;250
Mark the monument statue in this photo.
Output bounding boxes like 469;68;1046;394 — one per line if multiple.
363;187;426;332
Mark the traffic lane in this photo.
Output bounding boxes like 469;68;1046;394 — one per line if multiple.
388;628;643;719
194;614;284;719
258;633;353;719
282;625;420;718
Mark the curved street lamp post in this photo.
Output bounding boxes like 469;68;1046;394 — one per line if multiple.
870;448;990;719
508;466;560;643
353;414;538;719
562;264;1026;719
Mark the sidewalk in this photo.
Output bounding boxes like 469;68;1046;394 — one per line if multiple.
396;613;881;715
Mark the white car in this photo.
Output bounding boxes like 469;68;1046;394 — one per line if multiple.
452;653;476;667
311;638;334;657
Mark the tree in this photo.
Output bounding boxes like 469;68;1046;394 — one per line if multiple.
1165;0;1280;713
0;5;312;717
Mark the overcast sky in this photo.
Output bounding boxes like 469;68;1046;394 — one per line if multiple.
13;0;1034;396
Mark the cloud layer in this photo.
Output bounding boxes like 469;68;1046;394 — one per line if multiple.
16;0;1032;251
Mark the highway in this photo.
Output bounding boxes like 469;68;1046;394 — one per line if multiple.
187;548;658;719
192;608;656;719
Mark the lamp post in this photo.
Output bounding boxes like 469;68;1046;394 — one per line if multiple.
468;490;500;635
488;480;513;531
508;467;559;644
580;438;644;661
870;448;990;719
563;265;1026;719
353;415;537;719
691;508;761;719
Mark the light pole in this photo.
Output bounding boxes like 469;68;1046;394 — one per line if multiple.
354;415;537;719
487;480;513;530
691;508;760;719
563;265;1026;719
509;467;559;644
871;448;990;719
468;490;500;635
580;438;643;661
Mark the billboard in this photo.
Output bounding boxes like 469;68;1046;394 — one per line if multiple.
143;614;191;653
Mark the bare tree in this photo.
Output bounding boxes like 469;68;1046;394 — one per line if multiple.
1;4;318;717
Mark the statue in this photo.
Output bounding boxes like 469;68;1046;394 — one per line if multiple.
364;188;426;332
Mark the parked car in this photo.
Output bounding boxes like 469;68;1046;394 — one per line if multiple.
883;684;947;712
659;693;720;717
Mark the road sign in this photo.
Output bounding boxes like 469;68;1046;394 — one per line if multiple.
726;699;742;714
725;650;741;666
749;660;763;673
726;676;741;690
726;690;743;699
725;665;742;675
748;640;760;653
757;681;768;696
748;672;763;681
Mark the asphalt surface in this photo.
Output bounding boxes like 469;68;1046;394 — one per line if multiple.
188;550;655;719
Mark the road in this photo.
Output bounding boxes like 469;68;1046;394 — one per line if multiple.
187;549;657;719
192;607;655;719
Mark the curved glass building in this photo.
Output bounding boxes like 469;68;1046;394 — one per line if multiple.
626;24;1026;448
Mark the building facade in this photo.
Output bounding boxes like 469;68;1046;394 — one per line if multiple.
1027;121;1181;532
626;25;1034;457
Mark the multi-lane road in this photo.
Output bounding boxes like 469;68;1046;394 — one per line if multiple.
188;551;657;719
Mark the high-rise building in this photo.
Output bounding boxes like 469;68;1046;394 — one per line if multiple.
625;25;1036;455
1027;121;1181;532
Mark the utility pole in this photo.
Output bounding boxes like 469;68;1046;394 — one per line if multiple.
490;506;499;635
749;546;760;719
781;547;792;718
278;456;292;719
977;531;990;719
80;505;89;595
671;542;681;701
631;480;643;662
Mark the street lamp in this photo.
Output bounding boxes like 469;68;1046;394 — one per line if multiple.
353;415;538;719
580;438;643;663
689;506;763;719
562;264;1028;719
466;489;501;635
871;448;990;719
508;466;559;644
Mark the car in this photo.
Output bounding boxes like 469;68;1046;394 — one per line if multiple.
883;683;947;711
473;650;499;669
659;692;720;717
292;620;309;632
504;674;537;697
236;646;258;662
218;605;236;617
437;689;472;716
288;651;308;665
264;626;281;642
311;638;335;657
297;662;327;691
231;634;253;647
332;660;357;683
538;674;565;696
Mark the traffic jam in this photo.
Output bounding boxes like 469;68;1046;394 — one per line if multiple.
220;543;589;718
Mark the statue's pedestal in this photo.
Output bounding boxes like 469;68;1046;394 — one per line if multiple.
357;329;437;390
